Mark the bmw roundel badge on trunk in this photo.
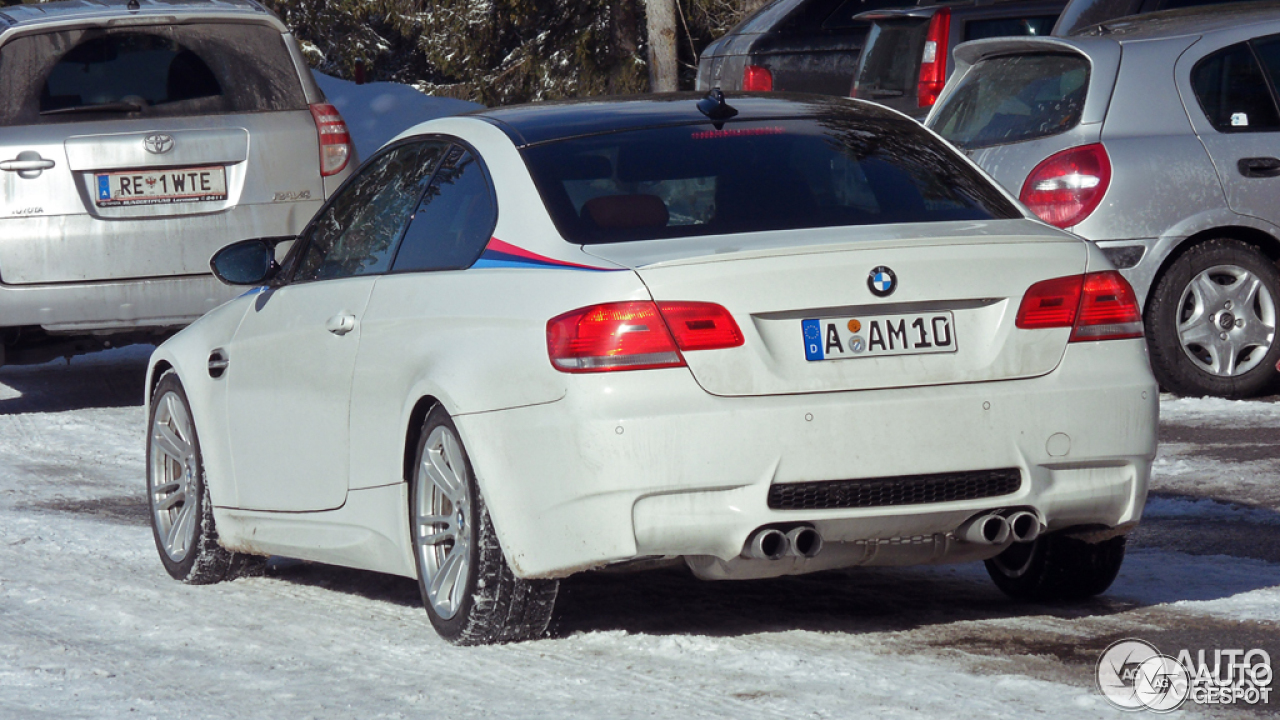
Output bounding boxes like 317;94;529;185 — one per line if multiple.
868;266;896;297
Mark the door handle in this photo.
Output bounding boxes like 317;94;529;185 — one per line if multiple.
1238;156;1280;178
325;313;357;336
0;151;55;178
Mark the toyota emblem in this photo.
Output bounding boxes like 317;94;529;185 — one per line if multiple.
143;133;175;154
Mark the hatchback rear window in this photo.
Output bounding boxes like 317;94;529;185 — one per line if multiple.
930;54;1089;150
0;22;307;126
521;112;1020;245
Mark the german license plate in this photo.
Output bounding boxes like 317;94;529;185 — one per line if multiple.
802;312;957;361
95;166;227;207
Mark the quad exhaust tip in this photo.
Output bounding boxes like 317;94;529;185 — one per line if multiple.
744;526;824;560
1006;510;1042;543
958;513;1010;546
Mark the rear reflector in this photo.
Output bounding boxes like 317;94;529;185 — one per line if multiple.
1020;144;1111;229
743;65;773;92
1016;271;1143;342
547;301;743;373
309;102;353;177
917;8;951;108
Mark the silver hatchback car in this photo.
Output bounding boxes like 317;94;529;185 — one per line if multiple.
927;3;1280;397
0;0;356;365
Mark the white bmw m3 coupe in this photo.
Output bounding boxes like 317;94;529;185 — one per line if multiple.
145;91;1158;645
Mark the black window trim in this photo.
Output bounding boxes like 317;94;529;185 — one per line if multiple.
1191;35;1280;135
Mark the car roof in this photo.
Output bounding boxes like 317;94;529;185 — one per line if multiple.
0;0;273;33
471;92;898;147
1069;0;1280;38
857;0;1064;20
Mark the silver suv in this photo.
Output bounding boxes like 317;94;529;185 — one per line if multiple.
0;0;356;365
927;3;1280;397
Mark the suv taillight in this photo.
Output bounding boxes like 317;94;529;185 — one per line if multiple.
547;301;743;373
1016;271;1143;342
743;65;773;92
1020;144;1111;229
309;102;353;177
917;8;951;108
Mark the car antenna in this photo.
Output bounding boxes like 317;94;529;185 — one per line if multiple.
127;0;140;10
698;87;738;129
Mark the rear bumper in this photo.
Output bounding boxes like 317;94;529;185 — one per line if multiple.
0;273;238;332
456;338;1159;579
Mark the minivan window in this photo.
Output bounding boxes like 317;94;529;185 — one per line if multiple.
930;54;1089;150
0;23;307;126
1192;42;1280;133
522;112;1020;245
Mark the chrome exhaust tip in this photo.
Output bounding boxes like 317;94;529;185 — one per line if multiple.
957;513;1010;545
744;528;789;560
786;526;823;558
1006;511;1043;543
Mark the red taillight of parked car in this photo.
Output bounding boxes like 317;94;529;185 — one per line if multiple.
1016;271;1143;342
743;65;774;92
1020;144;1112;229
917;8;951;108
547;301;743;373
309;102;353;177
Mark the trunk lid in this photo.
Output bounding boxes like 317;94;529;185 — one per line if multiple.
584;220;1087;396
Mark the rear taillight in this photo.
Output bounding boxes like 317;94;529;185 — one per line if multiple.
1020;144;1111;229
1016;271;1143;342
743;65;773;92
309;102;353;177
917;8;951;108
547;301;743;373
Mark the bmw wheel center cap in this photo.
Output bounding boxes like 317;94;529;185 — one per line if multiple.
868;266;897;297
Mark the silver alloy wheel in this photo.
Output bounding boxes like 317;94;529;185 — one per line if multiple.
1176;264;1277;377
149;389;199;563
414;425;472;621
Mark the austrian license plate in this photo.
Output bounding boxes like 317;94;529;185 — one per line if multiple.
95;166;227;207
802;312;957;361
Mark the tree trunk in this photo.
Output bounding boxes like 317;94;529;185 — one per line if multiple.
645;0;678;92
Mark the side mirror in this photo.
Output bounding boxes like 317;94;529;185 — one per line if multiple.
210;237;291;286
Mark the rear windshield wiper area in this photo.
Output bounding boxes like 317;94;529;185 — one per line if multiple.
40;101;145;116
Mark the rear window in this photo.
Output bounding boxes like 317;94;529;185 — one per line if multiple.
0;22;307;126
521;113;1020;245
851;19;930;101
929;54;1089;150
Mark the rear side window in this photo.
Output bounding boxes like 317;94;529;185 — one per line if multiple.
963;17;1059;42
391;146;497;273
0;23;307;126
1191;42;1280;133
930;54;1089;150
522;112;1020;245
293;141;445;283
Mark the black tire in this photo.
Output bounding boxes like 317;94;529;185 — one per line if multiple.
1146;238;1280;398
147;371;245;584
985;533;1126;601
409;406;558;645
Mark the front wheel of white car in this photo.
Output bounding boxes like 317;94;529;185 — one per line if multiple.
410;406;558;645
985;533;1125;601
147;371;240;584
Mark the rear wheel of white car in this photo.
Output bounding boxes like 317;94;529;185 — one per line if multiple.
147;371;240;584
1146;239;1280;398
985;533;1125;601
410;407;558;645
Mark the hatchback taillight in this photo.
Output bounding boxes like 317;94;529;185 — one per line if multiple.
547;301;743;373
309;102;353;177
1020;144;1111;229
917;8;951;108
743;65;773;92
1016;271;1143;342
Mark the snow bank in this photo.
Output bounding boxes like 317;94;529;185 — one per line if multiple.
314;73;482;159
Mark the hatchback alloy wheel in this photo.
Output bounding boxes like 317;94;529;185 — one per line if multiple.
1176;264;1276;378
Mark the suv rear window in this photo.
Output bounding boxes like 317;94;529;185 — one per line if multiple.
851;19;930;102
930;54;1089;150
0;22;307;126
521;112;1020;245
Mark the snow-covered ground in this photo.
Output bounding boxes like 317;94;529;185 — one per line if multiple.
0;347;1276;719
